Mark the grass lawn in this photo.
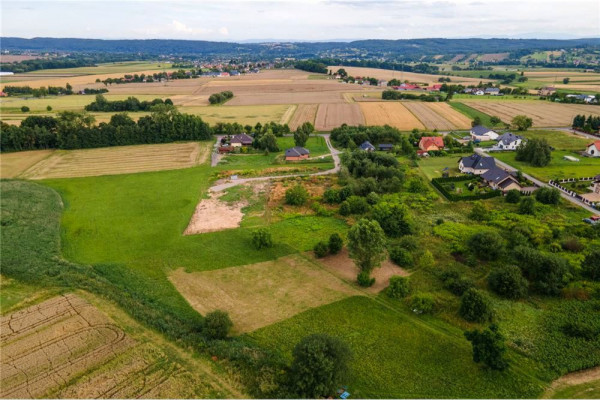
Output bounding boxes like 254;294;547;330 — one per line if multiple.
249;296;546;398
0;94;162;114
494;150;600;181
449;101;503;128
517;130;590;151
417;154;469;180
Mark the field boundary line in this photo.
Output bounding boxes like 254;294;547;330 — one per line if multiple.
281;104;297;124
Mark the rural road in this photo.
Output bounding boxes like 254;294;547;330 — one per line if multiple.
474;148;599;215
210;134;341;192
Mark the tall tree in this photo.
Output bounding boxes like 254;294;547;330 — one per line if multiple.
464;324;509;371
347;219;386;282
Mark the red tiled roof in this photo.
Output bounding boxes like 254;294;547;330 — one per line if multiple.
587;141;600;149
419;136;444;149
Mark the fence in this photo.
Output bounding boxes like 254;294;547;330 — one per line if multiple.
431;176;502;202
548;180;598;207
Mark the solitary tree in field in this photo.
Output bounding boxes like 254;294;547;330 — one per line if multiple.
511;115;533;131
464;324;509;371
203;310;233;340
563;77;570;84
347;219;386;285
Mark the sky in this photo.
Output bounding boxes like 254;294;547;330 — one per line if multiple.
1;0;599;42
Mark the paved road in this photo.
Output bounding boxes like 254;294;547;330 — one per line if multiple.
474;148;599;215
210;134;341;192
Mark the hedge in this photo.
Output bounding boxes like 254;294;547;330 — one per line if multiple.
431;176;502;201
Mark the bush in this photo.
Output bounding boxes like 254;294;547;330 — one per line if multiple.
535;187;561;205
390;246;414;268
252;228;273;249
514;246;571;296
488;265;528;299
285;184;309;206
410;293;435;314
357;271;375;287
398;235;419;251
505;189;521;203
469;201;488;221
387;276;410;299
46;105;52;111
328;233;343;254
518;196;536;215
346;196;370;214
468;231;505;261
323;188;340;204
203;310;233;340
561;237;584;253
21;106;30;112
338;186;353;201
314;241;329;258
372;201;414;237
441;271;474;296
582;249;600;281
464;324;509;371
339;201;351;216
366;192;380;205
459;288;493;323
418;250;435;268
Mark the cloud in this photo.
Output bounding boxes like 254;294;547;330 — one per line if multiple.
218;26;229;36
170;20;211;35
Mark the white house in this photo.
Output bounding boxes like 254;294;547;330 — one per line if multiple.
494;132;523;150
472;89;485;96
470;125;499;141
586;141;600;157
458;154;497;175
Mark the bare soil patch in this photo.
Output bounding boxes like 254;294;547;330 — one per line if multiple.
328;65;484;85
184;189;251;235
20;142;209;179
0;149;54;178
315;103;364;130
359;102;425;130
317;248;410;294
169;254;359;333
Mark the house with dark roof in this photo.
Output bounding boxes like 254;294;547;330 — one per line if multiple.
419;136;445;152
458;154;496;175
230;133;253;147
481;167;522;192
470;125;499;141
494;132;524;150
484;87;501;96
359;141;376;152
585;141;600;157
285;146;310;161
378;143;394;151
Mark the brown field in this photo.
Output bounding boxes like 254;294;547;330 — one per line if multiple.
20;142;211;180
461;101;600;127
478;53;510;62
288;104;318;130
169;254;359;333
0;294;241;398
449;54;465;63
0;55;45;63
463;54;478;63
315;103;364;130
328;66;484;85
403;102;471;130
0;149;54;178
359;102;425;130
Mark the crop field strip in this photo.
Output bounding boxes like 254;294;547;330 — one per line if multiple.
460;101;600;127
315;103;364;130
288;104;318;130
403;102;471;130
0;149;55;178
359;102;425;130
20;142;210;179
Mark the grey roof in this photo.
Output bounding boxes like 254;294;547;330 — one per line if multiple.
481;167;512;184
231;133;253;144
485;87;500;93
499;178;519;189
460;154;496;170
471;125;494;136
285;146;310;157
360;141;376;151
378;143;394;149
497;132;523;145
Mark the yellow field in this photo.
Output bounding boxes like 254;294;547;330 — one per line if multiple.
403;102;472;130
182;104;294;125
0;150;54;178
359;102;425;130
0;94;162;114
425;102;473;128
329;65;485;85
19;142;211;179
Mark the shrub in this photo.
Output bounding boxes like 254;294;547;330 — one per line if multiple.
487;265;528;299
314;241;329;258
366;192;380;205
372;201;414;237
345;196;370;214
387;276;410;299
339;201;351;216
338;186;353;201
459;288;493;323
518;196;536;215
469;201;488;221
441;271;474;296
562;321;599;341
514;246;571;296
561;237;584;253
285;184;309;206
203;310;233;340
323;188;340;204
21;106;30;112
535;187;561;205
468;231;505;261
398;235;419;251
46;105;52;111
582;249;600;281
252;228;273;249
390;246;414;268
328;233;343;254
410;293;435;314
357;271;375;287
288;334;352;399
464;324;509;371
418;250;435;268
505;189;521;203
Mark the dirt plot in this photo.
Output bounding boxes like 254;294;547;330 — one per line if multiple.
169;254;359;333
329;66;484;85
360;102;425;130
20;142;210;179
315;103;365;130
288;104;318;130
461;101;600;127
0;294;241;398
318;248;409;294
0;149;54;178
403;102;459;130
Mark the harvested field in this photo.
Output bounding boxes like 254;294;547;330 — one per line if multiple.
359;102;425;130
288;104;318;130
0;149;54;178
0;55;45;62
449;54;465;63
328;66;484;86
169;254;359;333
0;294;241;398
403;102;471;130
227;91;345;105
478;53;509;62
20;142;210;180
460;101;600;127
317;248;409;294
315;103;364;130
185;104;293;125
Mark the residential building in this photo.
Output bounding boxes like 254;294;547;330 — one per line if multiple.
458;154;496;175
230;133;253;147
472;89;485;96
538;87;556;96
586;141;600;157
285;146;310;161
378;143;394;151
494;132;523;150
419;136;445;151
359;141;376;152
470;125;499;141
481;167;522;192
485;87;501;95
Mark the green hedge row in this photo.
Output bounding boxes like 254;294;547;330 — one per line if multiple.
431;176;502;201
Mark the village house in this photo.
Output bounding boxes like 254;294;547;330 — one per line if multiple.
395;83;421;91
538;87;556;96
484;87;501;96
378;80;388;87
472;89;485;95
359;141;376;152
285;146;310;161
458;154;496;175
481;167;522;192
470;125;499;141
230;133;253;147
494;132;524;150
418;136;445;152
425;84;442;91
585;141;600;157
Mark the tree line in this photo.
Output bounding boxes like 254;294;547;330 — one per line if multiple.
208;91;234;104
3;84;73;96
382;90;441;102
84;94;173;112
572;114;600;133
0;53;149;73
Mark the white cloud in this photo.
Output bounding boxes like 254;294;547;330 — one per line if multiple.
218;26;229;36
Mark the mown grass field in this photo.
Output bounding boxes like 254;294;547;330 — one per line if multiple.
516;129;590;151
417;153;469;180
449;101;503;128
494;150;600;181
